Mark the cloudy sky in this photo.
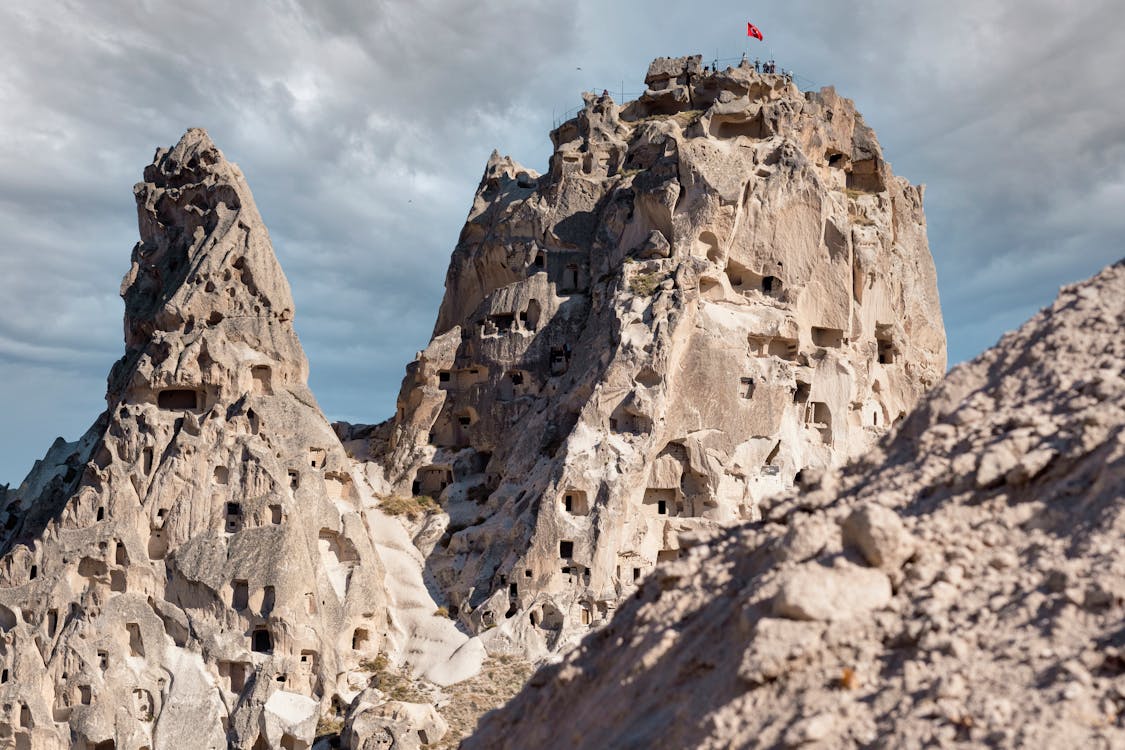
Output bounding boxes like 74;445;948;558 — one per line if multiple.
1;0;1122;485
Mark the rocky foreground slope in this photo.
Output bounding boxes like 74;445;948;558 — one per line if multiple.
467;260;1125;749
0;130;482;750
360;55;945;657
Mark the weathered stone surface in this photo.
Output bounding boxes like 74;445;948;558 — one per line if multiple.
784;712;837;747
841;502;917;570
738;617;825;684
773;561;892;621
261;691;319;749
465;259;1125;748
0;130;470;749
362;54;946;656
344;693;448;749
776;514;835;563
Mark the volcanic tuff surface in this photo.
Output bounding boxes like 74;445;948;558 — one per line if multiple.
361;54;945;656
467;261;1125;749
0;55;951;749
0;130;480;750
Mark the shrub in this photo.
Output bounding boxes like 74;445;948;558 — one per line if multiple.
358;653;389;674
359;653;428;702
381;495;438;520
672;109;703;127
629;272;662;297
315;716;344;737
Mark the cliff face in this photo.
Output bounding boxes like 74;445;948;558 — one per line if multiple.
0;131;390;750
0;55;954;749
369;55;946;655
466;261;1125;749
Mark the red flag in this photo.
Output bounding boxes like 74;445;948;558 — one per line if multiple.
747;22;764;41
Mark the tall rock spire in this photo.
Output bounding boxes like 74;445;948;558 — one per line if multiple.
369;55;946;657
112;127;305;405
0;129;387;750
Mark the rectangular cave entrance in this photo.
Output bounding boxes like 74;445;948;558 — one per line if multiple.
550;347;570;376
490;312;515;333
561;489;590;516
806;401;833;444
877;328;897;364
749;335;798;361
251;627;273;653
415;466;452;497
561;264;581;293
811;327;845;348
225;502;242;533
232;580;248;610
157;389;200;411
251;365;273;395
643;488;680;517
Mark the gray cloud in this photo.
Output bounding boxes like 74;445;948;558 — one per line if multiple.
1;0;1122;484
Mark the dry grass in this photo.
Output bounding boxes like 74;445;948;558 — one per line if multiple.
629;272;662;297
630;109;703;127
315;715;344;742
313;654;535;748
432;656;535;749
380;495;439;520
843;187;877;226
361;654;431;703
671;109;704;127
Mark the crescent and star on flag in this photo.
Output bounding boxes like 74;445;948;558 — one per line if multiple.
747;22;764;41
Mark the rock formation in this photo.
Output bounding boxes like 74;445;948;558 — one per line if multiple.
0;130;472;750
0;54;955;749
467;260;1125;749
364;55;946;656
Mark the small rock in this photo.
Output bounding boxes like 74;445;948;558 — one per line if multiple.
1005;447;1056;484
841;502;917;570
929;581;960;606
1083;582;1117;612
976;441;1021;488
947;636;971;661
739;617;825;683
1064;587;1086;607
940;564;964;586
784;712;836;747
935;673;967;699
637;229;671;259
1062;659;1093;686
773;561;893;622
778;515;835;563
1044;569;1068;592
988;550;1018;570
